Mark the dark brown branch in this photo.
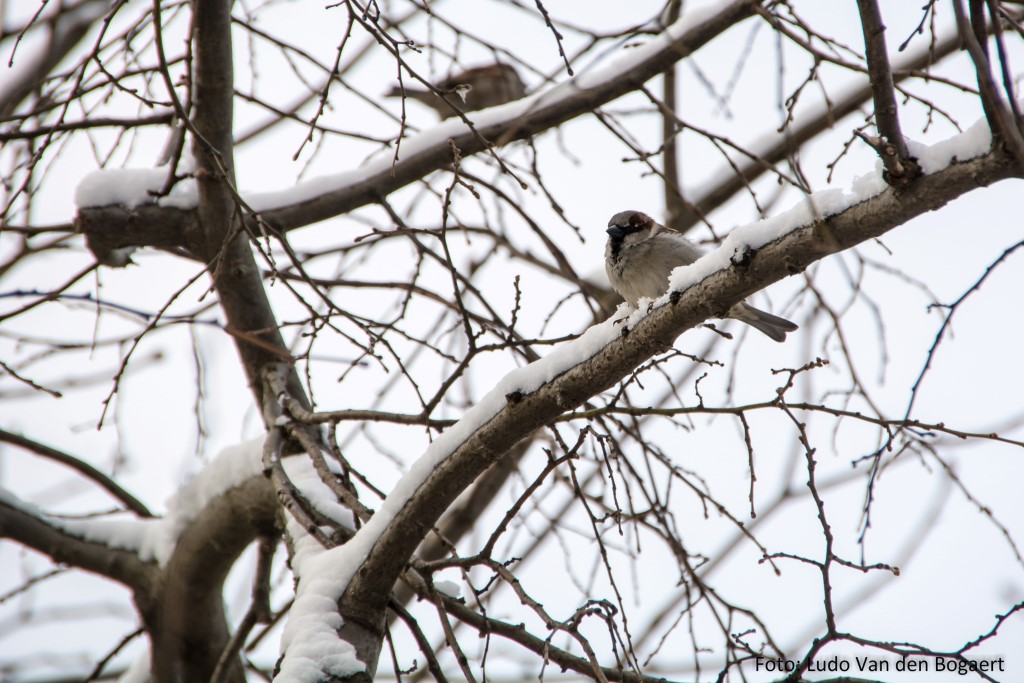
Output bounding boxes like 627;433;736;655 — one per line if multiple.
661;0;687;231
953;0;1024;166
74;204;200;266
0;113;174;141
184;0;313;418
855;0;919;183
0;428;152;517
0;498;155;591
75;0;760;247
148;475;278;683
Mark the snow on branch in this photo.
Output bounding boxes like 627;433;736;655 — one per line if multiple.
0;489;154;590
73;0;757;248
0;438;265;570
273;118;1020;679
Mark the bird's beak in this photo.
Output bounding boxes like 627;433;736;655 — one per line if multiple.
606;226;626;240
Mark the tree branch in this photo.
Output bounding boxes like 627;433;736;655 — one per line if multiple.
136;0;297;680
75;0;760;250
953;0;1024;166
662;0;687;231
334;147;1022;671
184;0;313;418
0;428;152;517
855;0;919;183
148;476;278;683
0;497;155;592
680;7;972;231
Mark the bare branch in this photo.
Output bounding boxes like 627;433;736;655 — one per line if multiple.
855;0;920;183
0;429;152;517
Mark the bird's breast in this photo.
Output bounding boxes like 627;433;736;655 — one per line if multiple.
606;238;677;305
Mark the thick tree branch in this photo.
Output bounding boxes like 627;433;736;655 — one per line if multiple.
0;497;156;592
148;476;278;683
74;0;760;251
855;0;920;183
74;204;200;265
0;474;279;682
264;0;741;228
132;0;301;680
185;0;312;417
336;147;1022;669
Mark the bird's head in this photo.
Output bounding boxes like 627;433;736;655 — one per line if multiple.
606;210;655;242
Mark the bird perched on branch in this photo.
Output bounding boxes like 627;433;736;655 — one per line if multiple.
384;63;527;119
604;210;798;342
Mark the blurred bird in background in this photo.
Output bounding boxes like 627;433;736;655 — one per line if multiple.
385;63;527;119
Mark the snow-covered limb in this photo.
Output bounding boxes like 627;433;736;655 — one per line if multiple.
0;435;286;679
149;448;279;679
0;435;285;619
274;484;363;683
663;115;994;298
276;126;1020;678
73;0;758;261
75;160;198;211
0;438;266;566
0;488;155;591
0;436;280;677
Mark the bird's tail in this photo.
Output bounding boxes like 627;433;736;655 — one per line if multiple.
728;303;798;343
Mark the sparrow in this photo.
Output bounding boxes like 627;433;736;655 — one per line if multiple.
384;63;527;119
605;210;798;342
